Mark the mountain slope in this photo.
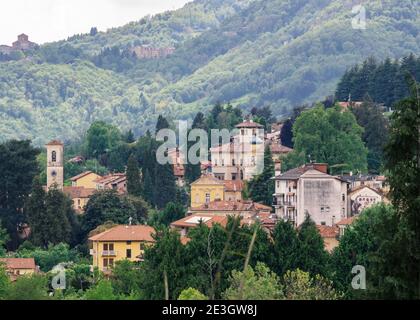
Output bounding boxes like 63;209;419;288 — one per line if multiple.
0;0;419;144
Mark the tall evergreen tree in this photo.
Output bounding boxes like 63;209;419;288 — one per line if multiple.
24;177;47;247
248;146;275;205
0;140;39;249
142;169;155;206
272;220;299;276
296;215;329;277
154;162;177;209
384;80;420;299
126;154;142;197
155;115;170;135
351;94;389;173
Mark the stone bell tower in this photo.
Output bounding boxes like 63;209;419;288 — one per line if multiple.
46;140;64;190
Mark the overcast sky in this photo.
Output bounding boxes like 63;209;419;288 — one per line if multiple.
0;0;191;45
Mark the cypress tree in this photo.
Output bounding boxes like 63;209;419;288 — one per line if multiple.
272;220;299;276
248;146;275;205
155;115;170;135
126;154;142;197
296;215;329;277
154;162;177;209
142;169;155;206
25;177;47;247
44;187;72;246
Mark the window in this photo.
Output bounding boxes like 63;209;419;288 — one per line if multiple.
232;159;235;166
103;243;108;251
241;129;245;136
321;207;325;214
103;258;114;268
140;243;146;251
126;249;132;259
205;193;210;204
195;194;199;203
51;151;57;162
326;207;330;213
321;221;326;226
342;194;345;202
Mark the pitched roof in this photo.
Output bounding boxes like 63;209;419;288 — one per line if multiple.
191;200;271;213
171;214;228;229
45;140;63;146
223;180;244;192
0;258;36;270
348;185;382;196
269;144;293;154
70;171;97;182
274;165;310;180
337;216;358;226
63;186;96;199
191;174;224;186
88;225;155;242
94;173;126;185
316;225;339;238
235;120;264;128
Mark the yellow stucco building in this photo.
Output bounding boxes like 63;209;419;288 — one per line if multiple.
0;258;37;281
190;175;225;208
70;171;102;189
89;225;155;272
190;175;244;208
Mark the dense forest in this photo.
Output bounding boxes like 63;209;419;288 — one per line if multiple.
1;81;419;300
336;54;420;107
0;0;419;144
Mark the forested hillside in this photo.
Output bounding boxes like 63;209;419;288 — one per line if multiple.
0;0;419;144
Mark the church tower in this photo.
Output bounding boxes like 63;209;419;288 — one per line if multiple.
46;140;64;190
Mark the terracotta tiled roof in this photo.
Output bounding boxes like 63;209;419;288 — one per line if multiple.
192;200;271;213
0;258;36;270
191;174;224;186
269;144;293;154
235;120;264;128
94;174;126;185
317;225;339;238
223;180;244;192
89;225;155;242
348;185;382;196
337;216;357;226
70;171;97;182
45;140;63;146
63;186;96;199
171;214;228;229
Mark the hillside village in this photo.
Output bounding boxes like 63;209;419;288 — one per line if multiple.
0;14;418;299
1;106;392;279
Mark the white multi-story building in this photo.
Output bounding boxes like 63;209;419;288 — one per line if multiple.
273;163;349;227
210;120;265;181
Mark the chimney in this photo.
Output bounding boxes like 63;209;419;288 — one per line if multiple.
274;160;281;177
313;163;328;174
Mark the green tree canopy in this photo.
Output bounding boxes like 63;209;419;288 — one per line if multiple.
223;263;283;300
288;104;368;175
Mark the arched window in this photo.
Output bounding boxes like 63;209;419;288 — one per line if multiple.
52;151;57;163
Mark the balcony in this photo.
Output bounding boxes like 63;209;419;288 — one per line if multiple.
272;198;296;207
101;250;117;257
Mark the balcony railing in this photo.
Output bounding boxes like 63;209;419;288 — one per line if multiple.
101;250;117;257
273;199;296;207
